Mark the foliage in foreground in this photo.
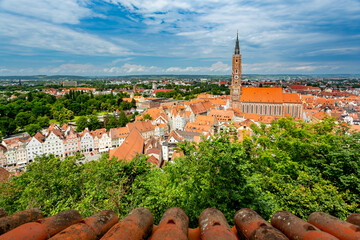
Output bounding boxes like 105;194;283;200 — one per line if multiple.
0;117;359;226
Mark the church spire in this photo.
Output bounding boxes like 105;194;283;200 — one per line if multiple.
234;31;240;55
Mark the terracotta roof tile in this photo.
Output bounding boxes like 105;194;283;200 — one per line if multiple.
347;213;360;226
1;210;82;239
0;208;44;235
1;207;359;239
50;210;118;240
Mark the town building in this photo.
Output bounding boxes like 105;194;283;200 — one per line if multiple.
26;132;45;162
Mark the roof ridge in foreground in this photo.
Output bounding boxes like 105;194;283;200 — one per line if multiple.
0;207;359;239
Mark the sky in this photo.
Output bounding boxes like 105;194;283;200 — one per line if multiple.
0;0;360;76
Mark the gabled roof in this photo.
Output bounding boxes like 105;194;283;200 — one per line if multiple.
166;131;184;143
91;128;107;139
0;144;7;152
184;122;212;133
146;155;159;166
61;123;69;131
109;128;144;162
141;108;168;121
127;120;155;133
195;115;217;126
209;109;234;122
146;148;161;155
33;132;45;143
189;102;207;115
51;128;65;139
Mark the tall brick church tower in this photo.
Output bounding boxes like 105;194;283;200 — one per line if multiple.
230;33;242;109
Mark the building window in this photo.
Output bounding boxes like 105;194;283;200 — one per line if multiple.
274;106;277;115
269;105;272;115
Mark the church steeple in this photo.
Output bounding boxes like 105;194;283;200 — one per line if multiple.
234;32;240;55
230;31;242;109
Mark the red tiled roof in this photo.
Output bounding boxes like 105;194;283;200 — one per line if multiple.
109;128;144;162
34;132;45;143
1;207;359;239
166;130;184;143
145;148;161;155
127;120;155;133
146;155;159;166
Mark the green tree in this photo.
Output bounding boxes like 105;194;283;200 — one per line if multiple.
53;107;74;125
76;116;88;132
118;111;129;127
0;154;150;218
141;113;152;121
87;115;101;131
37;116;50;128
106;115;119;131
15;111;32;129
25;124;42;137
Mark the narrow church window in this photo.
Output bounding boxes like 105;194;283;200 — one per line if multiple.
274;106;277;115
256;105;258;113
269;105;272;115
292;105;295;117
260;105;263;114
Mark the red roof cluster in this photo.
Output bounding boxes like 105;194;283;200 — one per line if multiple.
0;207;359;239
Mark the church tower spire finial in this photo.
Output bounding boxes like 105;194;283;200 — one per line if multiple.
234;31;240;55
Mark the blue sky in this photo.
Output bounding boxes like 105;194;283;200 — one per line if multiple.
0;0;359;75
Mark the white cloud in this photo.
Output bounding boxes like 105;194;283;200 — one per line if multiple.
303;47;360;56
2;60;358;75
166;62;230;73
0;0;93;24
243;62;331;74
105;0;360;59
0;13;131;56
104;63;163;74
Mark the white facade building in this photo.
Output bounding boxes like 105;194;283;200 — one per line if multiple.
26;133;44;162
43;131;64;157
80;130;94;153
